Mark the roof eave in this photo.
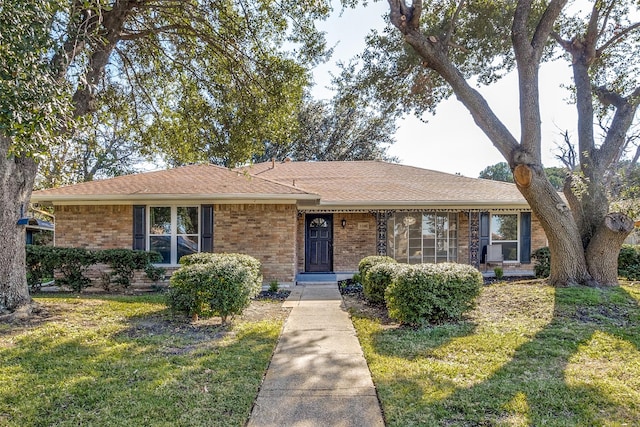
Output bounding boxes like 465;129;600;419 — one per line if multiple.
31;193;320;205
310;200;530;210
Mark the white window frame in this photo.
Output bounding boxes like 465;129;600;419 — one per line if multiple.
490;213;520;262
147;205;200;265
387;211;458;264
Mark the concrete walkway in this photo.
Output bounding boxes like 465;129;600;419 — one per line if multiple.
247;283;385;427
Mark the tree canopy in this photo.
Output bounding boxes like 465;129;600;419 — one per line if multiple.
0;0;334;312
255;89;398;163
478;162;514;183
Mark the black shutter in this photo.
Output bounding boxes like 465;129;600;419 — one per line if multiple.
479;212;490;263
520;212;532;264
133;205;146;250
201;204;214;252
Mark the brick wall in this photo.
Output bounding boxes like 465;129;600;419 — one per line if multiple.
531;213;547;253
457;212;470;264
55;205;133;249
214;204;297;285
332;213;377;271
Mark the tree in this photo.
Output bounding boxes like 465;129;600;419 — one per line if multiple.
479;162;567;191
255;92;398;163
1;1;71;313
478;162;514;183
357;0;639;286
0;0;331;313
36;87;145;188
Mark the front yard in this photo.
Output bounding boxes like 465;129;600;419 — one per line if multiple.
3;280;640;426
0;294;289;427
345;280;640;426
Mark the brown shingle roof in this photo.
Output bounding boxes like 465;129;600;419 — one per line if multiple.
244;160;528;207
31;160;529;208
31;163;316;202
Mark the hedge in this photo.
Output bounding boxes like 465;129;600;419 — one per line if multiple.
385;263;483;326
26;246;163;292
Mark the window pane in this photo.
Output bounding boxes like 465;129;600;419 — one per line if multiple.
150;207;171;235
394;214;409;260
178;235;198;261
150;236;171;264
310;218;328;228
501;242;518;261
491;214;518;241
387;211;460;264
178;206;198;234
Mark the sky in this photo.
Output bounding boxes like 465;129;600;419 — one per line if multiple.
310;1;577;178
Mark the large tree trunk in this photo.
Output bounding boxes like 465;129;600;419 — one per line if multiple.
0;136;37;313
585;213;635;286
513;163;593;286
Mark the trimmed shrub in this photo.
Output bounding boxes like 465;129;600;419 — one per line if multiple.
385;263;483;326
532;247;551;278
26;245;59;290
358;256;397;278
619;244;640;280
166;257;260;323
364;262;407;305
53;248;97;292
26;246;164;291
179;252;263;289
97;249;162;288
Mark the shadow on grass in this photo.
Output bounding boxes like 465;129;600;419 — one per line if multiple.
0;296;281;427
368;284;640;426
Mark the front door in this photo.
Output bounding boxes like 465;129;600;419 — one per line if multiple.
305;214;333;272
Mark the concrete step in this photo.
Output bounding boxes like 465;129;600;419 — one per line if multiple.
296;273;337;283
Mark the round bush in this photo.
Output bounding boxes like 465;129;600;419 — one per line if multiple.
167;258;260;323
179;252;262;290
385;263;483;326
364;262;407;305
358;256;397;278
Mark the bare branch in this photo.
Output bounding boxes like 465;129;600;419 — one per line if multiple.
555;130;577;170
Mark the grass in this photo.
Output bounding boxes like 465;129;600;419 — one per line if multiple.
350;280;640;426
0;294;285;427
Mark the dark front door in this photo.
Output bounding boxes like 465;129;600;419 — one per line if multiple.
305;214;333;272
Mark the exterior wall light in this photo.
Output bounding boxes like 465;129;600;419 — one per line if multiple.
341;219;347;228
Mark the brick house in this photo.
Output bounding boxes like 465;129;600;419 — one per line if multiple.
30;160;547;286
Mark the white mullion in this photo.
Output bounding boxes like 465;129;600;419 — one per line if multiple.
171;206;178;265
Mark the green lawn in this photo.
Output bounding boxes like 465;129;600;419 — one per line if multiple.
0;294;285;427
351;280;640;426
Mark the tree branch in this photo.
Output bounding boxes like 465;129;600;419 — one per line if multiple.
512;0;566;161
596;86;640;170
596;21;640;58
442;0;465;54
119;24;183;40
388;0;422;33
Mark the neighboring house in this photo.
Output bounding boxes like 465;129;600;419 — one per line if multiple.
30;160;547;286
